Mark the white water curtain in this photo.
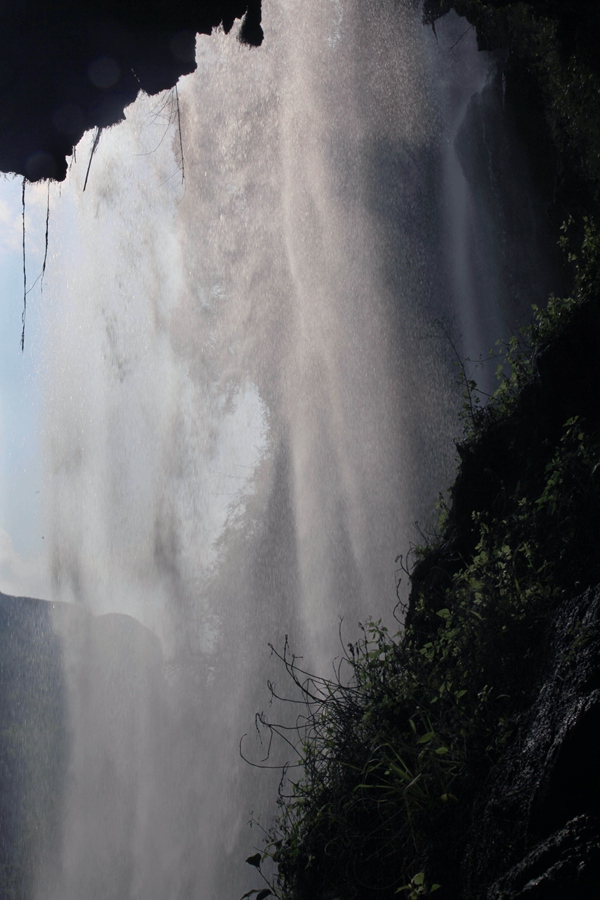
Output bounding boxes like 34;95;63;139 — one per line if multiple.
37;3;494;898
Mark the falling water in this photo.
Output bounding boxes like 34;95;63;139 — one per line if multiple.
29;2;550;898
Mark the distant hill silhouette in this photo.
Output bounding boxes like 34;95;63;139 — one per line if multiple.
0;591;166;898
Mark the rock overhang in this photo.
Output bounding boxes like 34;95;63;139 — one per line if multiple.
0;0;263;181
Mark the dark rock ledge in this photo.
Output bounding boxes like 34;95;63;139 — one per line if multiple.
473;587;600;898
0;0;263;181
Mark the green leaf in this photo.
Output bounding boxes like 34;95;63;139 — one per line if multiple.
246;854;262;869
257;891;273;900
417;731;434;744
239;892;259;900
413;872;425;886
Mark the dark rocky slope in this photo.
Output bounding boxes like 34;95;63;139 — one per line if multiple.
476;586;600;898
402;4;600;895
406;288;600;898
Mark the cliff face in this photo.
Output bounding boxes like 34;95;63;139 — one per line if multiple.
402;9;600;890
0;0;263;181
475;586;600;898
407;15;600;890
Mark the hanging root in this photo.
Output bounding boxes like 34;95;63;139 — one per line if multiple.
155;87;186;197
175;84;185;189
83;127;103;192
21;178;26;352
41;183;50;292
21;180;52;350
23;183;51;304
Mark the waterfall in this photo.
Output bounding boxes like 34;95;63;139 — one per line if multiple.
30;3;547;898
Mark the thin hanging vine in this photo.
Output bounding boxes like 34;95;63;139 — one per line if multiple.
21;177;26;351
83;127;103;192
20;181;52;350
41;182;50;291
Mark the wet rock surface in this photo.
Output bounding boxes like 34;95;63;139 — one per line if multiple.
488;814;600;899
472;587;600;898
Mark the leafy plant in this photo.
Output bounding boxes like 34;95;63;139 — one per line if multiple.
242;209;600;899
397;871;441;897
248;398;599;896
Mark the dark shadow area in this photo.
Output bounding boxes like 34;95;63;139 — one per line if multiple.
0;0;263;180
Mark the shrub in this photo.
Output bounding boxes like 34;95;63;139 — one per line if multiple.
244;220;600;900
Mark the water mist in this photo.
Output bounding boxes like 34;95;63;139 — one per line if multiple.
32;3;537;898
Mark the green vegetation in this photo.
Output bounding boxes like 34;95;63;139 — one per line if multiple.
243;218;600;900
